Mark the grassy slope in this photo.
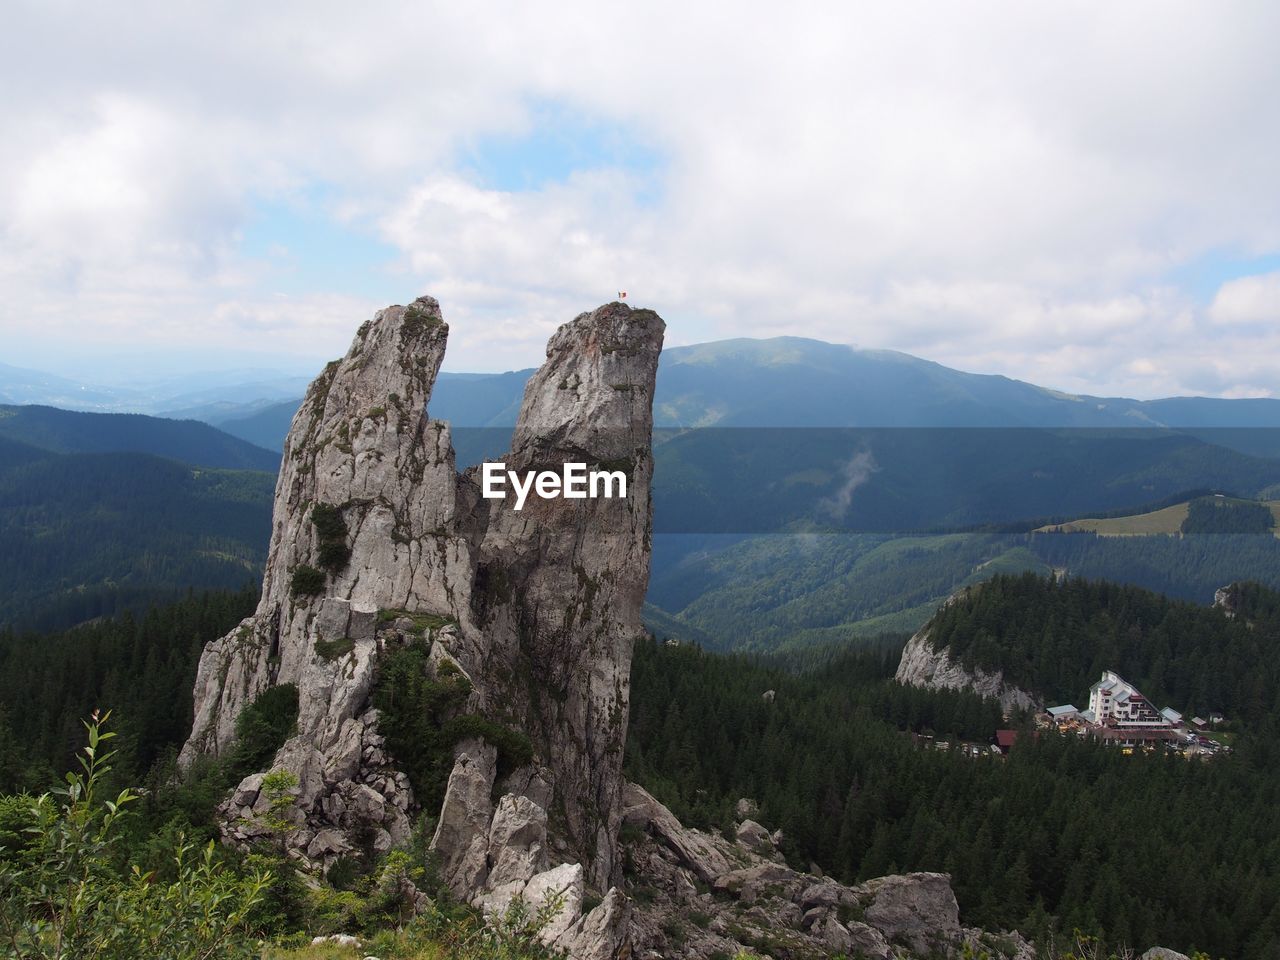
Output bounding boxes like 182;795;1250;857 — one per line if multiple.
1037;497;1280;536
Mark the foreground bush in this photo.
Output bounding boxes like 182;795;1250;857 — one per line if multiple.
0;712;268;959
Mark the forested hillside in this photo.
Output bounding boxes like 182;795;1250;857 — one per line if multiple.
924;573;1280;718
650;428;1280;534
628;632;1280;958
0;442;272;630
5;579;1280;956
647;530;1280;651
0;586;259;793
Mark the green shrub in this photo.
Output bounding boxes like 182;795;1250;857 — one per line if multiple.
311;503;351;573
224;684;299;783
290;564;326;597
0;793;34;858
373;646;533;812
377;607;456;635
315;637;355;661
0;712;269;959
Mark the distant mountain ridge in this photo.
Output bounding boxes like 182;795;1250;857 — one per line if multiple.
161;336;1280;451
7;338;1280;452
0;360;313;416
0;405;280;472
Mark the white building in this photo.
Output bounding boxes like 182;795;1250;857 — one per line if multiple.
1087;671;1170;729
1047;704;1079;724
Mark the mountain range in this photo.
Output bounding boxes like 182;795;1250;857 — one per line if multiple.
5;333;1280;639
211;338;1280;453
7;338;1280;454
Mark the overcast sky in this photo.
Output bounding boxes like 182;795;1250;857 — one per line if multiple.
3;2;1279;398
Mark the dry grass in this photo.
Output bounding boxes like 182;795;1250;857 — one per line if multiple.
1038;499;1280;537
1037;502;1191;536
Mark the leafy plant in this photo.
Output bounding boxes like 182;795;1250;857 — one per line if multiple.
0;711;269;959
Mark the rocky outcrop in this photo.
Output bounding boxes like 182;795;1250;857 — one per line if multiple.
619;782;1034;960
466;304;664;890
896;625;1040;713
1214;583;1241;618
180;297;664;930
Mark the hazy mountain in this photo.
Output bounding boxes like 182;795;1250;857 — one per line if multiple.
200;336;1280;452
215;400;304;452
0;362;132;410
0;361;315;416
656;337;1280;428
0;405;280;472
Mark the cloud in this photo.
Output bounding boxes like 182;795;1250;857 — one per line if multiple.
818;449;879;523
1;1;1279;395
1209;271;1280;328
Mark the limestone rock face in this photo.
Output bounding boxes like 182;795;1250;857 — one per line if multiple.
180;297;664;925
462;302;663;889
896;623;1040;713
183;296;470;764
432;738;497;896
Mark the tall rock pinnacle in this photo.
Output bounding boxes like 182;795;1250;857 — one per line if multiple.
473;302;664;889
180;296;664;944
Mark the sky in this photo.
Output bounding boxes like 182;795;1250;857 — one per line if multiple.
2;1;1279;399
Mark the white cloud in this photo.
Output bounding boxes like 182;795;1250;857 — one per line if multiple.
1209;271;1280;328
0;1;1278;396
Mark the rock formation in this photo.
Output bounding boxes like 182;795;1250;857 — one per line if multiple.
1214;582;1242;617
617;783;1035;960
180;295;1103;958
895;592;1040;713
180;296;663;951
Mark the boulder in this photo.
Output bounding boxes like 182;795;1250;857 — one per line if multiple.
712;862;805;903
229;772;264;808
621;783;732;884
845;921;894;960
556;888;631;960
524;863;585;942
856;872;961;952
311;933;360;948
486;794;549;889
430;739;497;897
735;818;774;854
